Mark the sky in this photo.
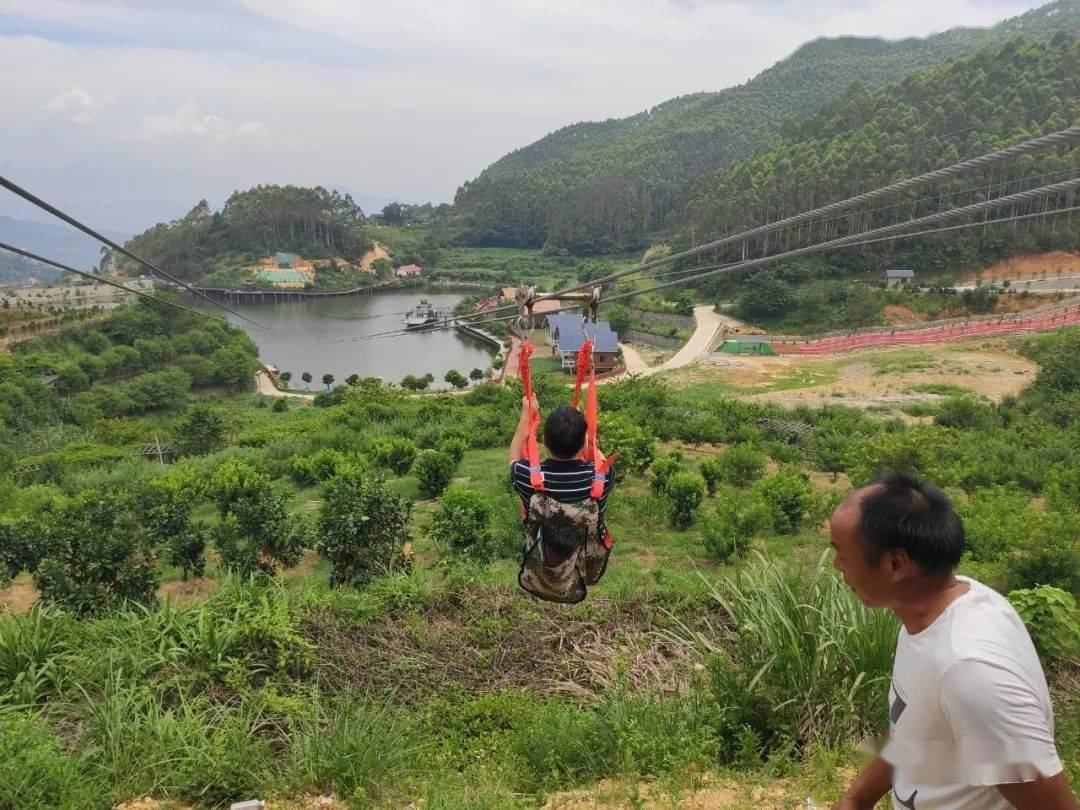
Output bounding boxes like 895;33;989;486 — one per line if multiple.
0;0;1046;234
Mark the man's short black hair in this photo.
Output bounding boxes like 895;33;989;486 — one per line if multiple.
543;406;587;459
857;471;965;575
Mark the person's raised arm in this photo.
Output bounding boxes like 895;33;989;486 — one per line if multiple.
833;755;892;810
997;773;1078;810
509;393;539;463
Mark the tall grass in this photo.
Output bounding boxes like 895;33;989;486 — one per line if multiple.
694;552;898;749
0;605;69;706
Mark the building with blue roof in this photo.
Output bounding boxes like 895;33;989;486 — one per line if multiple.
544;313;620;372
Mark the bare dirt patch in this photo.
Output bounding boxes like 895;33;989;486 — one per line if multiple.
882;304;922;325
0;574;38;614
968;250;1080;282
359;242;391;271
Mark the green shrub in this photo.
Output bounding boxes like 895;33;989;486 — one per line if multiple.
369;436;418;476
0;711;110;809
700;444;766;494
428;485;493;557
435;436;468;466
34;492;159;616
210;460;304;576
290;447;350;486
650;455;680;495
699;492;772;563
171;403;226;457
600;414;657;474
414;449;457;498
935;395;996;430
1008;585;1080;662
271;396;288;412
752;469;816;533
138;475;205;580
1006;544;1080;595
317;466;411;587
665;472;706;529
0;515;45;584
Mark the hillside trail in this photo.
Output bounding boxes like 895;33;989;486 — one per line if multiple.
612;305;730;380
255;369;315;400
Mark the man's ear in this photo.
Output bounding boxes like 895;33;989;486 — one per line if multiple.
888;548;914;577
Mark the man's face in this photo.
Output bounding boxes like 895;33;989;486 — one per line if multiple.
829;491;896;607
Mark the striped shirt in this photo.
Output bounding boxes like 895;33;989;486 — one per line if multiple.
510;457;616;531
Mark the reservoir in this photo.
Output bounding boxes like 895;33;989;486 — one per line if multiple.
209;289;498;387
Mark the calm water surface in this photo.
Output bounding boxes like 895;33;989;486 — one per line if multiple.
210;290;496;388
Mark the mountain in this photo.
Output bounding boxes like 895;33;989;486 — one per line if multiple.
682;37;1080;285
0;215;130;273
453;0;1080;253
0;252;61;286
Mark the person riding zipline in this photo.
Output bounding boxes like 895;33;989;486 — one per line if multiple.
509;386;616;603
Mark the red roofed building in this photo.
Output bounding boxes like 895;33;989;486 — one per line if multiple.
395;264;423;278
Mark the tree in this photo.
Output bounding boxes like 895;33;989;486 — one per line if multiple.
428;485;494;557
753;470;816;533
34;492;159;616
674;290;695;317
138;476;206;580
369;436;417;475
414;449;457;498
700;444;766;493
279;371;293;387
316;466;411;586
210;342;259;390
172;403;226;457
301;372;312;389
650;456;681;495
665;473;706;529
345;373;361;386
737;270;795;319
210;459;303;575
605;305;632;336
400;374;429;391
600;414;657;473
0;517;45;587
444;369;468;389
322;373;335;391
469;368;484;381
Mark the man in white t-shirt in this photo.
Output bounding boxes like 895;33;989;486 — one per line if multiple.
831;471;1076;810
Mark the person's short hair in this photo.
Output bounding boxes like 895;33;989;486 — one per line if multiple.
857;471;964;574
543;406;587;458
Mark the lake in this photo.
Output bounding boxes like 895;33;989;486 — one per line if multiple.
208;289;498;388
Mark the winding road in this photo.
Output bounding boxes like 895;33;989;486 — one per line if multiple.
616;305;731;378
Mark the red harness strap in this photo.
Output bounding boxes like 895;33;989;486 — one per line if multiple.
518;340;544;491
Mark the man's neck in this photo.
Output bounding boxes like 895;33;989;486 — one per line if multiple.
890;574;970;635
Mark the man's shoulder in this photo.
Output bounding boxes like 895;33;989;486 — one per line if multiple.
941;578;1039;666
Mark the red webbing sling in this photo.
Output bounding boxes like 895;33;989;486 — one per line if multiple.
572;338;617;548
518;339;544;491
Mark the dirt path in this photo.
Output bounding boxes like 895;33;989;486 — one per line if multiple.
619;342;649;374
255;370;314;400
359;242;391;271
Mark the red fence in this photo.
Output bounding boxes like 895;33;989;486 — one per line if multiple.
770;305;1080;356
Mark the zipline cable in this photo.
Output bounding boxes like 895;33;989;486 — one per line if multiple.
0;242;232;325
0;174;267;330
467;124;1080;322
345;187;1080;342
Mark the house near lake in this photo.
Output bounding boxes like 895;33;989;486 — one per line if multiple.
546;313;620;373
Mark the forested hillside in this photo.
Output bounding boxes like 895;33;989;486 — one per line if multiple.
0;253;60;285
120;185;370;281
682;36;1080;299
453;0;1080;253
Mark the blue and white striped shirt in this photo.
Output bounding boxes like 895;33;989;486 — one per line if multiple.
510;457;617;531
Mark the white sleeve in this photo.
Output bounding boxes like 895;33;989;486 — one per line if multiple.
939;658;1063;786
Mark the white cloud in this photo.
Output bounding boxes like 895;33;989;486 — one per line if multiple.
135;102;270;144
41;85;115;123
0;1;1048;231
